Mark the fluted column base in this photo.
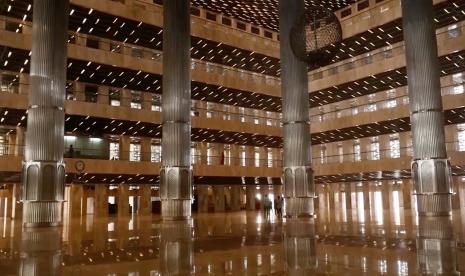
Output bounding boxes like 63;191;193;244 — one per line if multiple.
283;166;315;218
161;199;192;220
411;159;452;216
22;201;63;227
285;197;315;218
160;166;192;220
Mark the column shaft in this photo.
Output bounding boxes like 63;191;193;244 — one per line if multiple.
22;0;69;227
160;0;192;220
402;0;452;216
279;0;314;217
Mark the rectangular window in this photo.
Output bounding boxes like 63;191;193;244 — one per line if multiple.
320;147;327;164
354;144;361;162
254;150;260;167
371;142;380;160
267;149;273;168
448;24;462;38
151;144;161;162
386;99;397;108
390;139;400;158
129;143;141;162
109;142;119;160
338;145;344;163
0;136;6;156
222;17;232;26
253;118;259;124
241;149;246;167
458;126;465;151
191;147;196;164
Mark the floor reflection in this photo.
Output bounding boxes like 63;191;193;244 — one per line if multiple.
0;207;463;275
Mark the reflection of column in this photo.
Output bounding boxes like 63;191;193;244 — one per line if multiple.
18;227;62;275
159;220;193;275
246;186;256;211
417;217;457;275
279;0;314;218
402;0;452;217
284;218;317;275
22;0;69;227
160;0;192;220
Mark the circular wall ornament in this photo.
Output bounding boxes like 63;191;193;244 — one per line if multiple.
75;160;85;173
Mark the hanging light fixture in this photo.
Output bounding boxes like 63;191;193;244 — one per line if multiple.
290;7;343;69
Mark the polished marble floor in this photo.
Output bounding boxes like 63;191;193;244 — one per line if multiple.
0;208;464;275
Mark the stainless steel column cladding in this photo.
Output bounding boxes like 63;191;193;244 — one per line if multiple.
22;0;69;227
279;0;315;217
160;0;193;220
402;0;452;217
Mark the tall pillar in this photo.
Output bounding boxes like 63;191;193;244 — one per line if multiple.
402;1;456;273
117;184;129;217
160;0;192;220
119;135;130;161
246;186;256;211
279;0;314;217
212;186;225;212
138;185;152;216
403;0;452;217
22;0;69;227
15;127;25;156
94;184;108;218
230;186;241;211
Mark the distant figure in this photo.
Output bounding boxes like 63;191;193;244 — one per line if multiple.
275;196;283;219
68;144;74;158
264;196;272;219
220;151;225;165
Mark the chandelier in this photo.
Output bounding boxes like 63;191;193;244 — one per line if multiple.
290;8;342;69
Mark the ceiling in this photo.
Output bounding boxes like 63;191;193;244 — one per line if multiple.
152;0;356;31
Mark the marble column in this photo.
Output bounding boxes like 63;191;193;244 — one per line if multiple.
12;183;23;219
138;184;152;216
117;184;129;217
279;0;314;217
68;184;83;219
230;186;241;211
196;185;209;213
402;0;452;217
160;0;192;220
22;0;69;227
119;135;130;161
15;127;25;156
246;186;256;211
140;137;152;162
213;186;225;212
93;184;108;218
